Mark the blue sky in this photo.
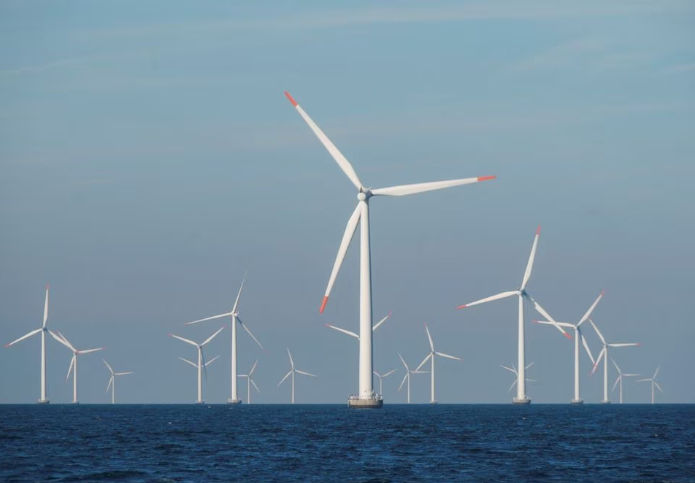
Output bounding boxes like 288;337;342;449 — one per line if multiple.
1;1;693;404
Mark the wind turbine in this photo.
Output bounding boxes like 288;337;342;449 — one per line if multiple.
637;367;662;404
611;359;639;404
397;353;427;404
534;291;603;404
238;360;260;404
457;226;570;404
51;331;103;404
103;360;133;404
186;277;263;404
170;327;224;404
278;348;316;404
589;319;639;404
415;325;462;404
4;284;51;403
501;362;536;394
373;369;396;397
285;91;495;408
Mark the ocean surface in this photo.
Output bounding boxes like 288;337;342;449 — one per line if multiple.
1;404;694;482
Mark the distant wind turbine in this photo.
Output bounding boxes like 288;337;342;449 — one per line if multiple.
415;325;462;404
278;348;316;404
170;327;224;404
103;360;133;404
397;353;427;404
501;362;536;394
373;369;396;396
611;359;639;404
589;319;639;403
4;285;52;403
238;360;260;404
458;227;570;404
637;367;662;404
285;91;495;408
51;331;103;404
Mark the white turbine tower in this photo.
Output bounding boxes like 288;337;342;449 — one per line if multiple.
415;325;462;404
103;360;133;404
637;367;662;404
51;331;103;404
373;369;396;397
4;285;51;403
278;348;316;404
589;319;639;404
170;327;224;404
238;360;260;404
501;362;536;394
457;226;570;404
611;359;639;404
285;91;495;408
397;353;427;404
535;291;604;404
186;277;263;404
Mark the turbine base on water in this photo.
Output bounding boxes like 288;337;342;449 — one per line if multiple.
570;399;584;405
601;400;611;404
347;395;383;409
512;397;531;405
37;399;49;404
227;399;242;405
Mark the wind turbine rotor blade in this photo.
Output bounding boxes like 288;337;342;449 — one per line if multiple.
325;323;359;339
578;290;605;327
284;91;363;190
372;311;392;331
383;369;396;378
612;376;621;392
232;276;246;315
106;376;113;392
653;366;660;379
581;334;595;364
66;356;76;381
202;326;225;347
185;312;234;326
43;285;49;327
115;371;133;376
249;360;258;376
205;355;220;367
178;357;198;368
501;364;517;374
415;353;432;372
237;318;263;349
591;348;606;375
457;291;518;309
251;379;261;393
588;319;605;345
50;330;75;351
103;359;114;375
169;333;198;347
534;320;574;328
623;373;640;377
398;373;408;391
527;295;570;338
425;325;434;351
508;379;517;392
525;362;535;370
321;203;361;313
636;378;650;382
5;328;42;347
520;226;541;291
278;371;292;387
295;369;317;377
655;382;663;392
78;347;104;355
371;176;495;197
287;348;294;368
607;343;639;348
435;351;462;361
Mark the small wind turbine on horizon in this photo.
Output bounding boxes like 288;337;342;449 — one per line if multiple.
170;327;224;404
589;319;639;404
611;359;639;404
51;331;104;404
278;348;316;404
637;367;662;404
285;90;495;408
397;353;427;404
415;325;462;404
501;362;536;394
238;360;260;404
186;276;263;404
373;369;396;397
4;285;52;403
103;360;133;404
457;226;570;404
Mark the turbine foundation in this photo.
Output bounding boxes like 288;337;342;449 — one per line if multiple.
37;399;49;404
348;395;383;409
570;399;584;405
227;398;242;405
512;397;531;405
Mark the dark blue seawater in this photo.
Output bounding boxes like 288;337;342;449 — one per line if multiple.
1;404;694;482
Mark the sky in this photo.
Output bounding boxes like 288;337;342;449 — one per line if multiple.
1;1;693;404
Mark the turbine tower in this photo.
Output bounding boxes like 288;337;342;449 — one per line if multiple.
103;360;133;404
611;359;639;404
278;348;316;404
373;369;396;397
285;91;495;408
170;327;224;404
4;285;51;403
589;319;639;404
397;353;427;404
415;325;462;404
51;331;103;404
637;367;662;404
501;362;536;394
238;360;260;404
457;226;570;404
186;277;263;404
535;291;604;403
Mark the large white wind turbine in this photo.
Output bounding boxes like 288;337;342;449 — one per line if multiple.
51;331;103;404
589;319;639;404
186;277;263;404
285;91;495;408
535;291;603;404
397;353;427;404
501;362;536;394
637;367;662;404
415;325;462;404
457;227;570;404
170;327;224;404
103;360;133;404
278;348;316;404
373;369;396;397
4;285;52;403
238;360;260;404
611;359;639;404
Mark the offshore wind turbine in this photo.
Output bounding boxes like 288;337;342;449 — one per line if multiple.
103;360;133;404
397;353;427;404
415;325;462;404
186;277;263;404
285;91;495;408
457;226;570;404
51;331;103;404
501;362;535;394
535;291;603;404
278;348;316;404
4;285;51;403
611;359;639;404
590;319;639;404
637;367;662;404
170;327;224;404
373;369;396;397
238;360;260;404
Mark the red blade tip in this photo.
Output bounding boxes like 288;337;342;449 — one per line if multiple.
4;343;10;348
477;175;496;182
600;290;605;296
457;304;468;309
536;225;541;235
564;332;572;340
319;296;328;313
284;91;298;107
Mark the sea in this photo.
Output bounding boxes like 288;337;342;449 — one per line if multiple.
1;404;694;482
